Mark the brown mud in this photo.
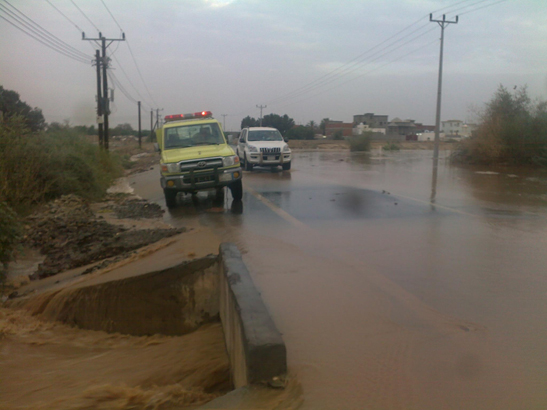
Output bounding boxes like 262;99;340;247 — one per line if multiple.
20;194;183;281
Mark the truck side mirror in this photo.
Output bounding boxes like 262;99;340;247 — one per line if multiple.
154;143;160;152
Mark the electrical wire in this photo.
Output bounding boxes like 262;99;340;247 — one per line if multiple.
110;53;153;108
125;41;159;108
108;71;138;104
45;0;82;32
45;0;97;55
0;11;91;64
264;0;510;108
0;1;92;61
457;0;509;17
109;71;152;111
100;0;122;32
99;0;158;108
279;39;439;111
266;22;433;105
71;0;100;34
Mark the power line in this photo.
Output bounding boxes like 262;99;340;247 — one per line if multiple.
45;0;83;32
264;0;506;107
457;0;509;17
109;53;153;108
96;0;159;110
71;0;100;33
277;39;439;111
109;71;152;111
0;1;91;61
0;11;90;64
270;25;436;106
125;41;159;108
100;0;123;32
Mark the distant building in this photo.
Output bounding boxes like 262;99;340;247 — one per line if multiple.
414;123;435;133
386;118;416;141
325;120;353;138
353;113;389;128
441;120;478;138
353;123;386;136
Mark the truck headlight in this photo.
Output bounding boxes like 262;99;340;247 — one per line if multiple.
161;163;179;173
222;155;240;167
282;144;291;152
248;145;258;153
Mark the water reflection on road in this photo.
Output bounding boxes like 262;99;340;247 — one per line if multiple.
130;150;547;409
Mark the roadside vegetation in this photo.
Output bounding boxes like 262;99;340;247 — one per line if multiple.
0;86;126;276
453;85;547;166
349;132;372;152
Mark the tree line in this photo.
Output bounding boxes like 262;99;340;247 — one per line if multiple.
241;114;330;140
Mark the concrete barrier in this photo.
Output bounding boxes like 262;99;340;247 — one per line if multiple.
219;243;287;388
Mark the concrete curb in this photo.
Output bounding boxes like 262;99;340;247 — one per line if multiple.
218;243;287;388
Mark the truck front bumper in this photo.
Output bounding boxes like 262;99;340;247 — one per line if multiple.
161;167;242;191
248;152;291;165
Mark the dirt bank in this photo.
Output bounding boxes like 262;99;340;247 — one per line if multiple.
19;194;183;281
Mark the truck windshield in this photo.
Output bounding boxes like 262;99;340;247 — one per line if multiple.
164;123;225;149
248;130;283;142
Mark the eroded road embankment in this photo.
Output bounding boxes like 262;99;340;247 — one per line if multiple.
2;189;303;410
1;192;234;410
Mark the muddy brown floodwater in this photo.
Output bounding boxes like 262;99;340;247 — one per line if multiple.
130;150;547;409
0;308;230;410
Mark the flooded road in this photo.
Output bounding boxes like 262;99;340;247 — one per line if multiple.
130;150;547;409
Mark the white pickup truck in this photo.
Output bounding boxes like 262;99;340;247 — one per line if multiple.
236;127;292;171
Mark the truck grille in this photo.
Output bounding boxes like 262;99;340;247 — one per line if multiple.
178;157;223;172
260;147;281;154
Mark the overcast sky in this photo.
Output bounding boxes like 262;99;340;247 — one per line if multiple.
1;0;546;131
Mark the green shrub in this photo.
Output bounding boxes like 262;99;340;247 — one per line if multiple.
349;133;371;152
0;116;124;212
382;142;400;151
454;86;547;165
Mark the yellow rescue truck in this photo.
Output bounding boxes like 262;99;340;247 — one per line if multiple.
155;111;242;208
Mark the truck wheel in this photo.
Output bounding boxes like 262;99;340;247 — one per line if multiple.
282;162;291;171
229;179;243;201
245;155;253;171
164;189;178;208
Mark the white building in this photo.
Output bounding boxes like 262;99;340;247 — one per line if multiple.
442;120;477;138
353;123;386;136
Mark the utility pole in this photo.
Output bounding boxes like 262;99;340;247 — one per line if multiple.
156;108;163;130
221;114;227;131
256;104;266;126
138;101;142;148
94;50;104;149
150;109;154;141
430;14;458;170
83;32;125;151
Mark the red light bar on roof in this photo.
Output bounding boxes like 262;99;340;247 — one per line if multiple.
164;111;213;122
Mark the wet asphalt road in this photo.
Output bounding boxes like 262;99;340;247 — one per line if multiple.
130;150;547;409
